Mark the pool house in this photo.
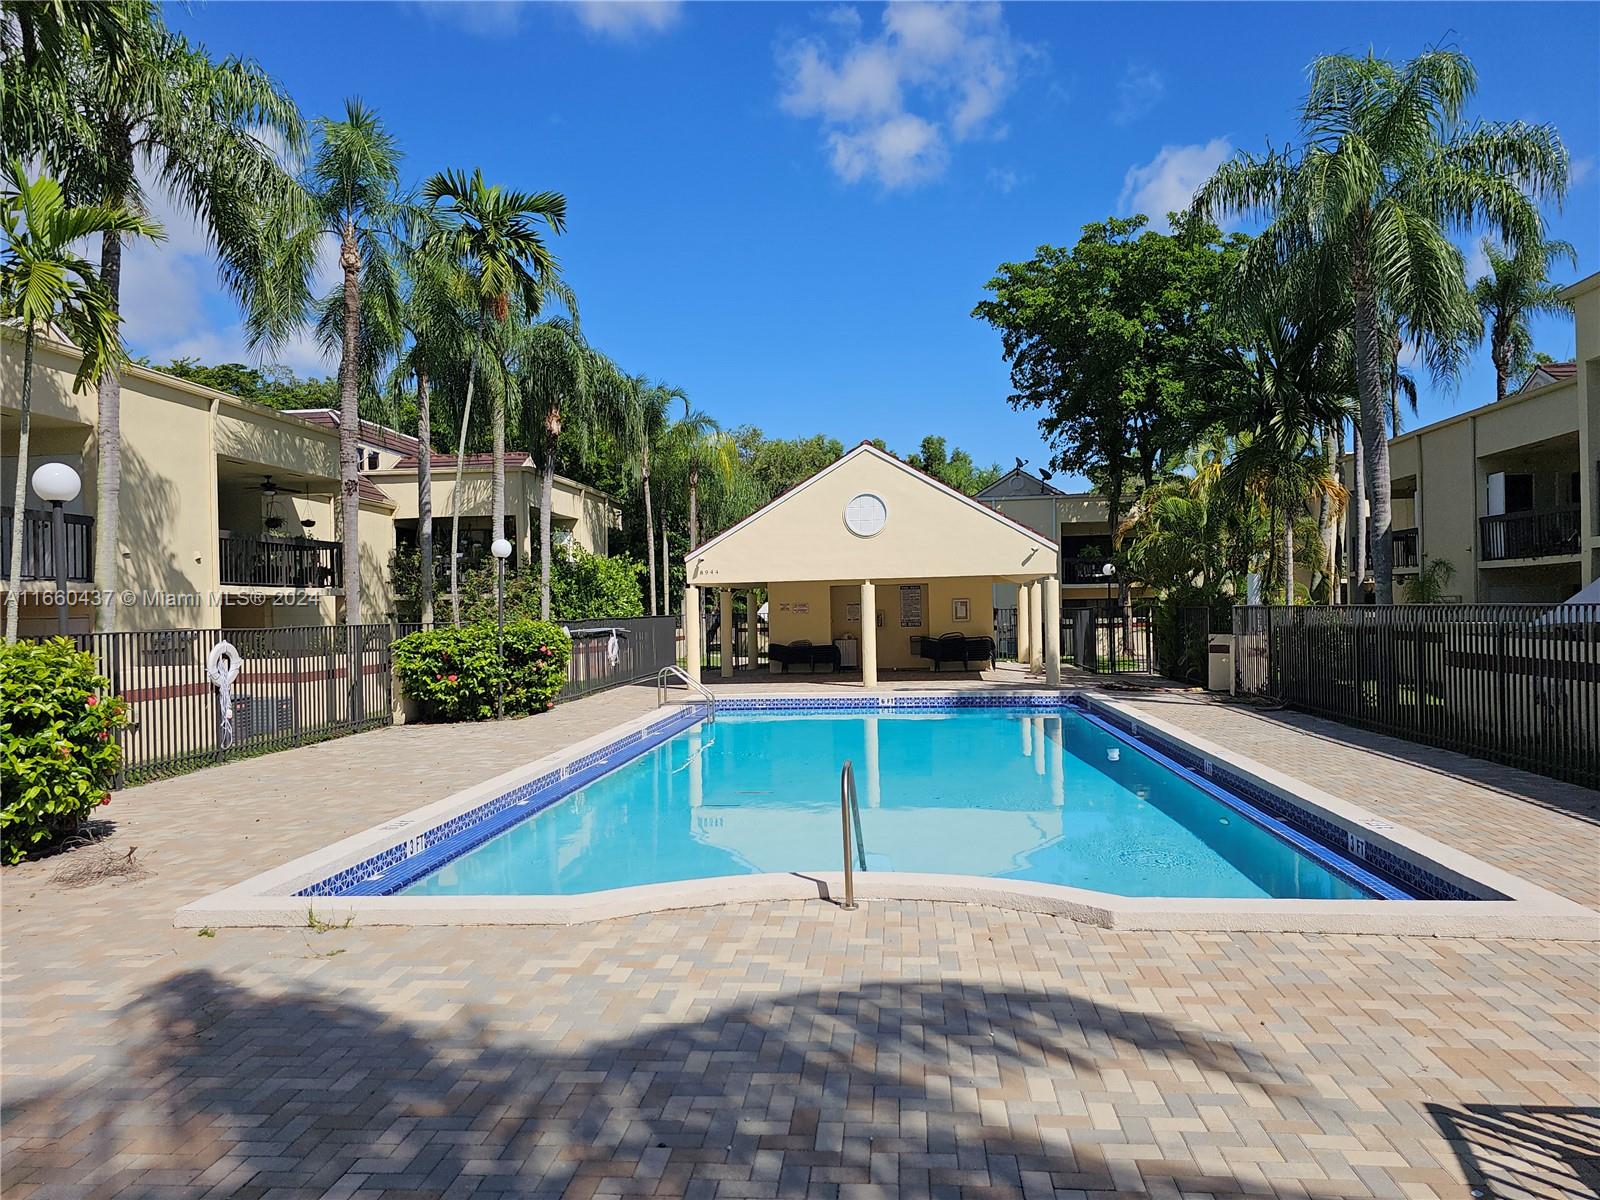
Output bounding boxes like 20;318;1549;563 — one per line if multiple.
681;442;1063;685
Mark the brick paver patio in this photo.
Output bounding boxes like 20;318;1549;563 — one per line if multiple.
3;678;1596;1199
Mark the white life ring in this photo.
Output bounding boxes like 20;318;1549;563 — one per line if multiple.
207;640;243;749
206;640;243;686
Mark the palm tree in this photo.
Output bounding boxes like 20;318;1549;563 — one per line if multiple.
7;7;305;631
1194;49;1567;602
664;403;732;549
1;162;158;641
1471;236;1577;401
286;99;404;628
631;377;684;616
507;322;640;620
421;168;567;620
388;216;469;627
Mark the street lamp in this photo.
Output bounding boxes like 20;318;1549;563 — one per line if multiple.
490;537;513;719
31;463;81;636
1100;560;1115;611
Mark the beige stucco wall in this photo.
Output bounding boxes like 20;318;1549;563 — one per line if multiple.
688;447;1057;588
2;332;368;631
371;465;615;558
766;575;996;670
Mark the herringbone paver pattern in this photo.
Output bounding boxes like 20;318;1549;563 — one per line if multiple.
3;681;1596;1199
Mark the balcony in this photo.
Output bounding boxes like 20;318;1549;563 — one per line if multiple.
219;533;342;589
1478;507;1580;562
1;507;94;583
1063;559;1115;584
1393;527;1419;570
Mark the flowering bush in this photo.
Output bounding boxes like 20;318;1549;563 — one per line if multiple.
393;620;571;722
1;639;128;864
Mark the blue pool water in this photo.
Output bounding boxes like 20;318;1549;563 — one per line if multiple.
402;708;1374;900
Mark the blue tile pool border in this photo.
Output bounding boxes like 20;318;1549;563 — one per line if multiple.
294;692;1492;903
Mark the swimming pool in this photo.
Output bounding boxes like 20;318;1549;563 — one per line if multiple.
401;704;1379;900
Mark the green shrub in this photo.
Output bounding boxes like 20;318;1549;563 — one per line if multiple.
391;545;646;623
1;639;128;864
393;620;571;722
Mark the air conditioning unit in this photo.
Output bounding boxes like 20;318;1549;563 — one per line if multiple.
231;695;294;740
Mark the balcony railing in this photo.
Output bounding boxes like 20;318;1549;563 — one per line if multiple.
219;534;342;589
1393;527;1419;569
1;507;94;583
1063;559;1115;584
1478;507;1580;562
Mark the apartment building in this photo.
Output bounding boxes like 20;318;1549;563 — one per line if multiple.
977;468;1153;614
1338;268;1600;603
2;330;619;636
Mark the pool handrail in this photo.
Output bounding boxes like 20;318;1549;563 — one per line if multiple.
655;665;716;721
839;760;865;910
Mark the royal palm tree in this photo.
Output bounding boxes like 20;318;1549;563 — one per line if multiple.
632;376;685;615
1194;49;1567;602
1471;235;1577;401
388;218;469;627
6;7;305;630
1;163;158;641
421;168;567;620
283;99;405;627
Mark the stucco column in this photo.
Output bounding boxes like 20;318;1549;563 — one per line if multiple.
859;580;878;688
742;589;756;667
1028;579;1045;674
1043;575;1062;687
1016;581;1032;667
683;585;701;683
718;588;734;679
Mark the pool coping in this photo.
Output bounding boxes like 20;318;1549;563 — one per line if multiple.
175;690;1599;939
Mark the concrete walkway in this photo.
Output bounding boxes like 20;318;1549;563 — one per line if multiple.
2;680;1596;1199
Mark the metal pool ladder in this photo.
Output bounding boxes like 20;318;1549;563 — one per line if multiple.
839;760;867;910
656;665;716;721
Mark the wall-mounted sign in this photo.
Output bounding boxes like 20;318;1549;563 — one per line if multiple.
845;602;861;621
899;584;923;628
951;598;970;623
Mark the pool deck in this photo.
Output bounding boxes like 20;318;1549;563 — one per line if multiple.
3;673;1597;1199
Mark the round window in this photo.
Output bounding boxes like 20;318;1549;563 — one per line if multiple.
843;493;888;537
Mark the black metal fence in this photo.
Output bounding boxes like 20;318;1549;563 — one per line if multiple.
1234;604;1600;789
697;613;769;670
46;624;395;786
561;615;679;699
219;533;342;589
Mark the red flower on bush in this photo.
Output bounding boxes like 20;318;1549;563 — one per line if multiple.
84;694;98;707
100;793;111;806
446;674;458;683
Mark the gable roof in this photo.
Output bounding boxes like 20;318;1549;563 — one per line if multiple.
1514;362;1577;395
283;409;424;456
976;466;1067;500
685;443;1059;585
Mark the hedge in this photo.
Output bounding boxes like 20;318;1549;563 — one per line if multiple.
393;620;572;722
1;639;128;864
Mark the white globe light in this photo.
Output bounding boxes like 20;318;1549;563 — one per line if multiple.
1101;562;1115;577
490;537;513;560
31;462;81;504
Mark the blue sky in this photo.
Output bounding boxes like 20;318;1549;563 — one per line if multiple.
147;1;1599;489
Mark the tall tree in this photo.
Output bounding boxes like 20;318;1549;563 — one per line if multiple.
1;163;158;641
632;378;684;616
6;6;305;631
1195;49;1567;602
903;436;1003;495
1471;235;1576;402
422;168;567;621
287;99;404;627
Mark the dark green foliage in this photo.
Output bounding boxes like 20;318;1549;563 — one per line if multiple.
393;620;570;722
1;639;128;863
902;436;1003;495
153;358;339;411
391;547;646;623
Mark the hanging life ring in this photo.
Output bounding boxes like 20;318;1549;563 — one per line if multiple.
207;640;243;750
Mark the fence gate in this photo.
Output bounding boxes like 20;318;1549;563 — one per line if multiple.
1084;613;1155;675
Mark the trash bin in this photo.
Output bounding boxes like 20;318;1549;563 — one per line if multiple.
1206;635;1233;693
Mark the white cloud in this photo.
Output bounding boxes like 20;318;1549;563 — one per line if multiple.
986;166;1022;194
777;2;1033;190
1111;63;1164;126
573;0;682;37
1570;155;1595;187
1119;138;1232;228
412;0;529;36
